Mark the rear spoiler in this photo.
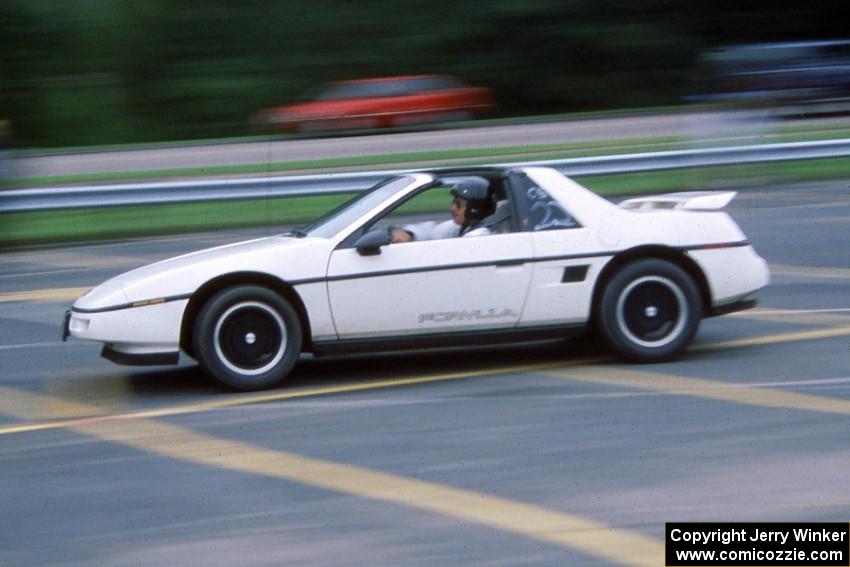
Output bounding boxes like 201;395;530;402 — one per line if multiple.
619;191;737;211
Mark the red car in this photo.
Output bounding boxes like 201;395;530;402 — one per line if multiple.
257;75;494;133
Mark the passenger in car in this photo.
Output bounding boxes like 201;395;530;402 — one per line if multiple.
389;177;496;242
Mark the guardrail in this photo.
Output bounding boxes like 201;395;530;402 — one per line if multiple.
3;138;850;213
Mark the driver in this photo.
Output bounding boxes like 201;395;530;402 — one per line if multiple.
390;177;495;242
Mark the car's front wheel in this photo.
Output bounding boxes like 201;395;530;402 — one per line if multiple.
596;259;702;362
193;286;302;390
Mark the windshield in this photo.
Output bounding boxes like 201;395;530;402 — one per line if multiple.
300;176;416;238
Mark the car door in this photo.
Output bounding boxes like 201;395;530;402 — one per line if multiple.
327;180;533;339
326;228;534;339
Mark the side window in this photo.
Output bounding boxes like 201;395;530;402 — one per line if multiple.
370;185;454;233
336;184;453;249
339;176;517;248
510;173;579;231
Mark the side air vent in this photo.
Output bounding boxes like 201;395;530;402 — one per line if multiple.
562;265;589;283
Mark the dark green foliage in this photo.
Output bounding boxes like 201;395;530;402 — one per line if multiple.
0;0;847;146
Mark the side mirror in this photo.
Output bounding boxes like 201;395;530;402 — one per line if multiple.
353;228;390;256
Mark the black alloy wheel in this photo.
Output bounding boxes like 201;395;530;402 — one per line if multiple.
193;285;302;390
597;259;702;362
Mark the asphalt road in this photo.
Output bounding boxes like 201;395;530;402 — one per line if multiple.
17;110;850;179
1;180;849;566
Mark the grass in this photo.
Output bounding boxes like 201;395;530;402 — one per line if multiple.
0;194;350;246
4;156;850;248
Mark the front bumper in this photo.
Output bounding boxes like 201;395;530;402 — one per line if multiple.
62;298;188;367
62;310;72;341
101;344;179;366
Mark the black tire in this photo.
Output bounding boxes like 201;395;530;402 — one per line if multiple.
192;286;302;390
596;259;702;362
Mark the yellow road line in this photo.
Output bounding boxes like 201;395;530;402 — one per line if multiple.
4;324;850;437
80;418;663;566
540;366;850;416
3;324;850;562
770;264;850;280
2;277;847;563
0;358;605;436
0;384;661;566
730;308;850;326
691;325;850;351
0;287;89;304
0;385;109;421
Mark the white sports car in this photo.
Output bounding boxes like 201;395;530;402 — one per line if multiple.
63;167;769;390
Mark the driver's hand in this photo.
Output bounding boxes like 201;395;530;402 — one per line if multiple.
389;228;413;243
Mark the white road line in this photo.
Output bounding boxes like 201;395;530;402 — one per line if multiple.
0;287;89;303
0;341;88;351
732;307;850;316
770;264;850;279
0;268;83;280
744;377;850;388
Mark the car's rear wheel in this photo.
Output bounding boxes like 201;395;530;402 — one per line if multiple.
597;259;702;362
193;286;302;390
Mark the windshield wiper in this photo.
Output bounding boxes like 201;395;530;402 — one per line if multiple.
285;228;308;238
